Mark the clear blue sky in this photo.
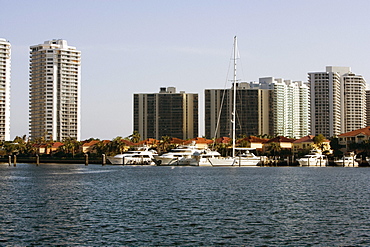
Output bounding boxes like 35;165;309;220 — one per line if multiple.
2;0;370;140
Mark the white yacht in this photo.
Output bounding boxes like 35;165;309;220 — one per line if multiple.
334;154;358;167
198;149;226;166
107;147;158;165
297;150;327;167
207;148;262;167
234;148;263;167
154;145;203;166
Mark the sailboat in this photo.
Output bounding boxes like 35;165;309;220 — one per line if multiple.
207;36;263;167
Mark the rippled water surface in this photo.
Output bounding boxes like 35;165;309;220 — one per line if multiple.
1;164;370;246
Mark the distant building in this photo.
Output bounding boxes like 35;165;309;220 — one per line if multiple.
365;90;370;126
0;38;11;141
338;126;370;153
308;66;366;138
258;77;310;139
29;40;81;141
134;87;198;140
204;82;271;139
343;72;367;133
292;135;331;154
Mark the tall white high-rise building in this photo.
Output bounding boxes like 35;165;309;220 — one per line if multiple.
257;77;310;139
343;72;367;132
0;39;11;141
308;66;366;138
29;40;81;141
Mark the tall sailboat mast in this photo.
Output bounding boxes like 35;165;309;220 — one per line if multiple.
232;36;237;158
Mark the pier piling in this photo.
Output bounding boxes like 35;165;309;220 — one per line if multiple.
13;155;16;166
102;154;106;166
36;154;39;166
85;154;88;166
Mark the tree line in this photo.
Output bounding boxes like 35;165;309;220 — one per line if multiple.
1;132;368;159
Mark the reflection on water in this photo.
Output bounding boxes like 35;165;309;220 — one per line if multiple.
0;164;370;246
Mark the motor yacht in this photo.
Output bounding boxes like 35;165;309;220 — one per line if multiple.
107;147;158;165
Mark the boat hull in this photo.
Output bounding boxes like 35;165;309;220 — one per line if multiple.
298;159;327;167
334;160;359;167
207;157;236;166
154;157;198;166
107;156;156;165
234;157;261;167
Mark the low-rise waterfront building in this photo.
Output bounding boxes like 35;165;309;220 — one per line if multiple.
262;136;296;153
338;126;370;153
82;140;100;153
183;137;213;149
292;135;331;154
236;136;268;151
33;142;64;155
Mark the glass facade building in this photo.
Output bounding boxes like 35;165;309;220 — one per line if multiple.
134;87;198;140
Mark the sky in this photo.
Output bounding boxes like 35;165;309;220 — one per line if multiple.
1;0;370;141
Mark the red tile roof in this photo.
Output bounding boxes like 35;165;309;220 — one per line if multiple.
169;138;185;144
236;136;269;144
184;137;213;145
293;135;315;144
52;142;64;148
265;136;296;143
121;139;135;146
293;135;330;143
214;137;231;144
135;138;159;145
82;140;100;147
338;126;370;137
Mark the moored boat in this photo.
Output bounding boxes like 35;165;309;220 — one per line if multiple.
297;150;327;167
334;153;358;167
234;148;263;167
154;145;202;166
207;148;263;167
198;150;229;166
107;147;158;165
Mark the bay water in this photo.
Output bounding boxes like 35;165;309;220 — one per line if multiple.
1;164;370;246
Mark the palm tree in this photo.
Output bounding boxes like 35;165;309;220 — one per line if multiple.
93;141;108;156
237;137;250;148
268;142;281;157
109;136;128;155
158;136;171;154
3;141;17;155
12;136;28;155
129;131;141;143
62;137;81;157
313;134;326;151
330;137;343;157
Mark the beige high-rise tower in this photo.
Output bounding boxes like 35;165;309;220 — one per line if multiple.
0;38;11;141
309;66;366;138
29;40;81;141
